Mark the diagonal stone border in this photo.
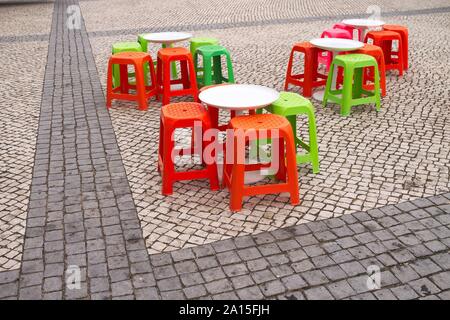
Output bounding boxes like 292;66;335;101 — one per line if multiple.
11;0;155;300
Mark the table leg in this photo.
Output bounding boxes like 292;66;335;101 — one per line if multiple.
313;51;338;102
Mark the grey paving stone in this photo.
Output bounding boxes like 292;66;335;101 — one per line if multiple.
409;278;441;297
327;280;356;299
304;286;334;300
236;286;264;300
231;274;254;289
391;285;419;300
281;274;307;291
410;258;442;277
430;271;450;290
302;270;328;286
205;278;233;295
259;280;286;297
183;284;207;299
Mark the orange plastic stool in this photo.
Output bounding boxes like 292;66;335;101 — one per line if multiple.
223;114;299;212
156;47;199;105
158;102;219;195
284;42;328;98
365;30;404;76
338;44;387;97
383;24;409;70
106;52;157;110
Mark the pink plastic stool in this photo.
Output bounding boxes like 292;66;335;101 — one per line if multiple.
333;23;361;40
318;28;352;71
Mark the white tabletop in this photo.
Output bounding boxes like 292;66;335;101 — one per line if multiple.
342;19;385;28
142;32;192;44
310;38;364;52
199;84;280;111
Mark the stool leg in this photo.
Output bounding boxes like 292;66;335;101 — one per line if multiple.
135;61;148;111
202;124;219;191
106;60;113;108
323;61;334;107
158;118;164;174
352;67;363;99
341;66;354;116
213;55;222;84
119;64;129;94
303;50;314;98
162;58;172;105
162;127;175;195
373;65;381;112
306;110;320;174
187;57;199;101
180;60;190;89
275;137;287;182
202;55;213;87
284;129;300;205
225;52;235;83
230;134;245;212
284;49;294;91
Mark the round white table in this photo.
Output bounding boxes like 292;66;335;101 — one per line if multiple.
142;32;193;80
199;84;280;184
142;32;192;45
310;38;364;102
342;19;385;42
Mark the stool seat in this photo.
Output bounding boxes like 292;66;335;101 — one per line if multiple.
113;51;148;60
267;91;313;116
162;102;206;120
190;37;219;55
158;47;191;58
112;42;142;52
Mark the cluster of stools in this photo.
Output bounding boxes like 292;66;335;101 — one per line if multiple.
104;22;408;212
285;22;408;116
106;36;234;109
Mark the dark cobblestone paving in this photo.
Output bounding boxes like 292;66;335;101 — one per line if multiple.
3;0;154;299
1;193;449;299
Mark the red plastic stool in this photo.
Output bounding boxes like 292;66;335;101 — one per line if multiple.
106;52;157;110
223;114;299;212
333;23;360;40
383;24;409;70
158;102;219;195
365;30;404;76
318;28;352;70
157;47;199;105
284;42;327;98
338;44;387;97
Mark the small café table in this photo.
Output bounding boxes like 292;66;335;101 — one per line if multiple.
342;19;385;42
199;84;280;183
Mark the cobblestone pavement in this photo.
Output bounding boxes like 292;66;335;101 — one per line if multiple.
0;0;449;300
89;9;450;253
0;3;53;271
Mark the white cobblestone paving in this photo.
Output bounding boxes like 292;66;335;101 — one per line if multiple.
86;8;450;254
0;40;50;271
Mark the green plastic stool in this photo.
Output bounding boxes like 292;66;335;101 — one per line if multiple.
112;42;143;87
323;53;381;116
194;45;235;87
190;37;219;79
138;34;178;79
256;92;320;173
